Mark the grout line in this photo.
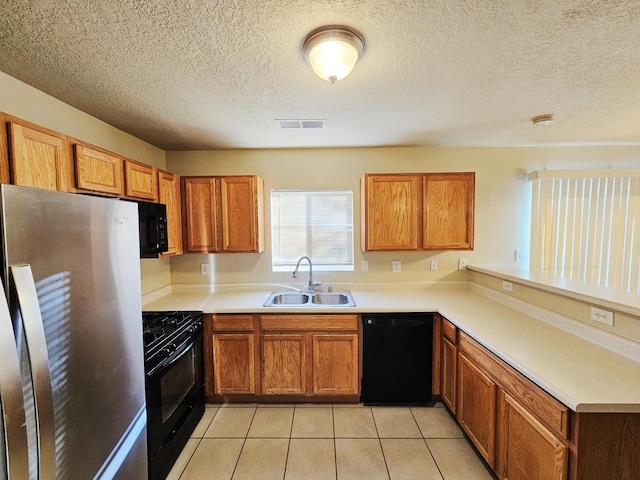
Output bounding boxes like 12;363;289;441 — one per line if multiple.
229;406;258;480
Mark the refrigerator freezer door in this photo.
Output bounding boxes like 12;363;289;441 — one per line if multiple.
0;278;29;479
0;185;147;479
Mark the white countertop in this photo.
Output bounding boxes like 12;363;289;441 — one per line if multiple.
142;282;640;413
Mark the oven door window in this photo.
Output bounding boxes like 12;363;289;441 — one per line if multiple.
160;349;196;423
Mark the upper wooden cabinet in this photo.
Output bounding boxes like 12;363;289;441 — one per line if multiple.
124;160;158;201
360;174;421;250
7;120;74;192
361;172;475;251
182;175;264;254
158;170;183;256
74;143;124;196
0;113;10;184
423;173;474;249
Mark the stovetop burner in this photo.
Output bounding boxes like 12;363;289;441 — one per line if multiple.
142;310;203;374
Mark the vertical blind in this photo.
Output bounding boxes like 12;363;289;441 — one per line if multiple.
271;189;354;271
529;169;640;294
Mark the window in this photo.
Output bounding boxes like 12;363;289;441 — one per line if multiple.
271;189;354;272
529;169;640;294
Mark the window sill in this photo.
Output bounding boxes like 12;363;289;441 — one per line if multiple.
467;264;640;317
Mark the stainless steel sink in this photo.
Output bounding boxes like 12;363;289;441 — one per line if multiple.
264;291;356;307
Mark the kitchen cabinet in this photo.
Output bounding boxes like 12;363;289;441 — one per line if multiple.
7;120;74;192
74;143;124;196
0;113;10;184
259;314;360;397
440;318;458;413
457;350;497;467
360;172;474;251
500;391;568;480
158;170;183;256
207;314;256;396
124;160;158;201
260;334;306;395
182;175;264;254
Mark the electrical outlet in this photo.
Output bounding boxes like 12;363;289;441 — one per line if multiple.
200;263;210;275
361;260;369;272
502;280;514;292
458;258;468;270
515;249;529;263
430;259;438;271
392;260;401;273
590;306;614;326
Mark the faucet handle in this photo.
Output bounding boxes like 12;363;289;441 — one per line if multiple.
310;281;324;292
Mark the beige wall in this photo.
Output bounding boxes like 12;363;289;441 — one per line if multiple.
166;145;640;287
0;72;170;294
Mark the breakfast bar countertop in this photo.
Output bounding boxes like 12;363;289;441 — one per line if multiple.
142;281;640;414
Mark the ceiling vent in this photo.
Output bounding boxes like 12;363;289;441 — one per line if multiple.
276;119;327;129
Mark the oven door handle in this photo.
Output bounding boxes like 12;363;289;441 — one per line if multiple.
147;331;202;378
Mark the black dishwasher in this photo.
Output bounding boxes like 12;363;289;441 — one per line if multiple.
361;313;433;405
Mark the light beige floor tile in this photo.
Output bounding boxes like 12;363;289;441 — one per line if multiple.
333;402;366;408
410;407;464;439
248;407;294;437
165;438;199;480
291;407;334;438
257;403;296;408
295;402;334;407
191;406;219;438
381;439;443;480
204;406;256;438
334;407;378;438
232;438;289;480
220;402;258;408
335;438;389;480
285;438;336;480
426;439;494;480
175;438;243;480
372;407;422;438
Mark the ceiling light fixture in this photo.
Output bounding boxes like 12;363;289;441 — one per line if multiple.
303;26;365;83
531;114;555;127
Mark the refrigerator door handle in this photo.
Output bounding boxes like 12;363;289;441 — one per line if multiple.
0;277;29;480
11;264;56;480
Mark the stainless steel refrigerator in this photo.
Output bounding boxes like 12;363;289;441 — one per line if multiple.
0;185;147;479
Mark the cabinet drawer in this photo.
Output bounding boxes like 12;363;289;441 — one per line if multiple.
442;318;457;343
260;314;359;332
212;314;254;331
459;331;570;439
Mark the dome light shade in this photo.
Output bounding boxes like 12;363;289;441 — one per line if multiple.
303;27;364;83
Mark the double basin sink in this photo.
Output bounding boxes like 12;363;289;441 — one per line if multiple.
264;291;356;307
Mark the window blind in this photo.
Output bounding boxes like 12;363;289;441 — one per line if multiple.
271;189;354;272
529;169;640;293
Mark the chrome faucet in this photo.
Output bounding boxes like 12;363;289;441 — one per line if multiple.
292;256;323;292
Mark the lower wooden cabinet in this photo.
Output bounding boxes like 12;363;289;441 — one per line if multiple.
212;333;255;395
204;313;359;401
457;352;497;467
311;333;359;395
260;334;306;395
441;319;458;413
500;391;568;480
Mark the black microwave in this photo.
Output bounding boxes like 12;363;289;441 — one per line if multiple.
136;200;169;258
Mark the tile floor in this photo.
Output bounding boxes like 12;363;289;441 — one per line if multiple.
167;403;496;480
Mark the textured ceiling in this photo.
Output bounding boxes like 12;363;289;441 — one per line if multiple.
1;1;640;150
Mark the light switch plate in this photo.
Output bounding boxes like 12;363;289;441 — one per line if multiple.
430;259;438;271
458;258;468;270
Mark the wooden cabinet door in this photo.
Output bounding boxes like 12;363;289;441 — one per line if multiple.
441;336;458;413
311;333;359;395
0;113;10;184
458;352;497;467
212;333;255;394
74;144;124;196
260;334;306;395
182;177;218;253
361;174;421;251
8;121;72;192
500;392;568;480
423;172;474;250
220;176;264;252
158;170;183;256
124;160;158;201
